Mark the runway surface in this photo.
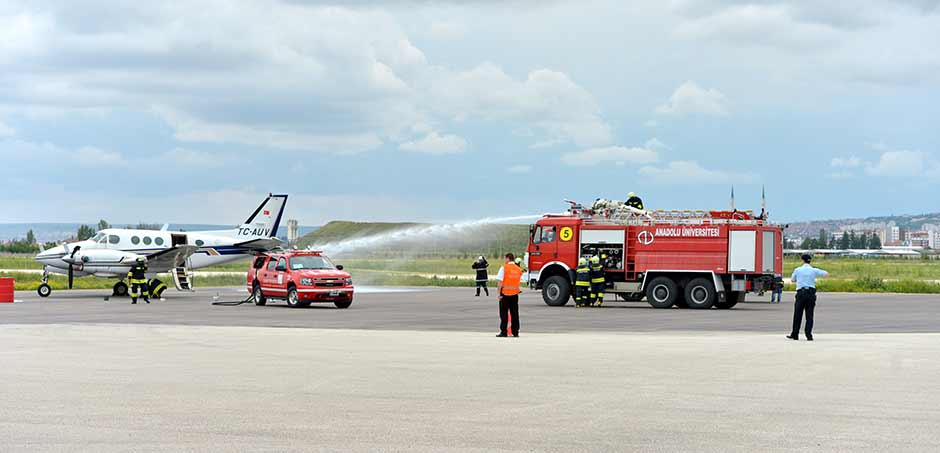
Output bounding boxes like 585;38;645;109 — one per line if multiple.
2;324;938;452
3;287;939;451
3;286;940;333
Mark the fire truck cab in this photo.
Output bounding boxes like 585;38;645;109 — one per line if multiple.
525;203;783;309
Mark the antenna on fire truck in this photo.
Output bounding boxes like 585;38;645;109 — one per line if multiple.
730;186;736;211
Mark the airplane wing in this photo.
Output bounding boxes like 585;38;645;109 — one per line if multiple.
144;245;199;272
234;237;283;251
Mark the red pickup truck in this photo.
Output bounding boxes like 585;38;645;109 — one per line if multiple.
247;251;354;308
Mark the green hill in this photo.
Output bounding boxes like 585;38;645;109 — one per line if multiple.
296;221;531;259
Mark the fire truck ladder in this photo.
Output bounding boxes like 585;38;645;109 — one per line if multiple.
590;206;764;226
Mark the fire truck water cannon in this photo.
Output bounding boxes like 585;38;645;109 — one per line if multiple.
526;199;783;310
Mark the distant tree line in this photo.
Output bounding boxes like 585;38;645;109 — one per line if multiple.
1;219;171;254
795;229;882;250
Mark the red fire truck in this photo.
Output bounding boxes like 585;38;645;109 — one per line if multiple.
525;202;783;309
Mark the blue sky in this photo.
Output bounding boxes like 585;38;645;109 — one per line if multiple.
1;0;938;226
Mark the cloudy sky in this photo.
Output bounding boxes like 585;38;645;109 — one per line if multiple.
1;0;938;225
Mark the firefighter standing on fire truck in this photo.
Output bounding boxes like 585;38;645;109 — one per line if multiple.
626;192;644;210
127;257;149;304
574;257;591;308
589;255;606;307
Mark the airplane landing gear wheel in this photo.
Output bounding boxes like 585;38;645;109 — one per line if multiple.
113;281;129;297
38;284;51;298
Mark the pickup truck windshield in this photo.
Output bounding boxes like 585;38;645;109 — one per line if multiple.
289;256;335;270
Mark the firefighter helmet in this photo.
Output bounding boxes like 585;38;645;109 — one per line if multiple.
578;257;587;266
136;256;147;264
590;255;600;264
628;192;636;198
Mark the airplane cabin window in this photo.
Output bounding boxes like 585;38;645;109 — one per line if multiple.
143;237;152;245
108;235;120;244
155;237;164;246
195;239;205;246
131;236;140;245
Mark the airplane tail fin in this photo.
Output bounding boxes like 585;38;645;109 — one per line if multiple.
235;194;288;239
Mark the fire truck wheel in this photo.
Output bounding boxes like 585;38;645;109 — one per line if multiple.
716;291;745;309
646;277;678;309
252;283;266;306
684;278;716;309
541;275;571;306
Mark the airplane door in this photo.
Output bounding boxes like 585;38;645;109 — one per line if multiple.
171;234;188;247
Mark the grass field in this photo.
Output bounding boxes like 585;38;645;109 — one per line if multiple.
5;254;940;293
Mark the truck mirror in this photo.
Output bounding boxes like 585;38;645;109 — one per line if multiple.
336;265;344;270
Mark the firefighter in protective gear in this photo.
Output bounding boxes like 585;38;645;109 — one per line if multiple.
127;257;150;304
626;192;644;210
574;257;591;308
472;256;489;297
589;255;606;307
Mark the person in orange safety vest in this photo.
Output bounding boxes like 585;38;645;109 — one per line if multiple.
496;253;522;337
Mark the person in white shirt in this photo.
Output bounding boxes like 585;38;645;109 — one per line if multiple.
787;254;830;341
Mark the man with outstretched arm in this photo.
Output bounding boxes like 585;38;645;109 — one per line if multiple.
788;254;829;341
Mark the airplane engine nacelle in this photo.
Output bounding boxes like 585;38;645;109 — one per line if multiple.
69;249;141;270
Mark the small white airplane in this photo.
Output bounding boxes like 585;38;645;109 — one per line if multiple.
34;193;288;298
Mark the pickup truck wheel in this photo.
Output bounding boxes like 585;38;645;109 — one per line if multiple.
684;278;716;309
646;277;678;309
334;300;352;309
286;287;302;308
252;284;266;306
541;275;571;306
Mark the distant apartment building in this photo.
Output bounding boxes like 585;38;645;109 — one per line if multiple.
286;219;299;247
907;230;931;248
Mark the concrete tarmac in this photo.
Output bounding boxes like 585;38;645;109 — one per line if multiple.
2;324;938;452
3;287;940;333
3;287;940;451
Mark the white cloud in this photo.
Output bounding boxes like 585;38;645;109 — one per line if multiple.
561;146;659;167
639;161;758;184
74;146;127;166
655;81;729;116
827;145;940;181
430;63;613;147
428;21;468;40
644;137;669;150
398;131;467;154
672;3;843;50
826;171;855;180
506;164;532;174
0;120;14;137
158;148;243;168
154;106;383;154
865;149;932;177
830;156;863;167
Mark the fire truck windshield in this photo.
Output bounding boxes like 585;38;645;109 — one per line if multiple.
289;256;335;270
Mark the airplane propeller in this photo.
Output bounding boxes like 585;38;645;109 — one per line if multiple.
66;245;80;290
